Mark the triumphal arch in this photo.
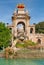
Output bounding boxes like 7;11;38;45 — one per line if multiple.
12;4;35;40
8;4;44;45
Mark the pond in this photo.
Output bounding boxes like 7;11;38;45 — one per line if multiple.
0;58;44;65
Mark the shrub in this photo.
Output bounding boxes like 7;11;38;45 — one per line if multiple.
15;40;37;48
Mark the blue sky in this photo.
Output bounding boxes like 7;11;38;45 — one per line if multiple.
0;0;44;24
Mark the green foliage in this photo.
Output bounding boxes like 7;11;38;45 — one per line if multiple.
35;21;44;33
0;22;11;48
23;40;36;48
16;43;24;48
15;40;37;48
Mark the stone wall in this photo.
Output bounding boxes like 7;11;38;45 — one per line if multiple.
0;53;4;58
16;52;44;58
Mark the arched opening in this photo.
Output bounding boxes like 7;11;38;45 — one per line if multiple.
17;22;25;40
30;28;33;33
17;22;25;32
37;39;41;44
9;28;12;31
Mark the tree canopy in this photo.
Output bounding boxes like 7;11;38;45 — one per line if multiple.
0;22;11;49
35;21;44;33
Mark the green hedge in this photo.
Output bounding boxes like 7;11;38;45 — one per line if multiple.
15;40;37;48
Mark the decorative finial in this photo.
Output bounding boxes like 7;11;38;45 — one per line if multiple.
17;4;25;8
